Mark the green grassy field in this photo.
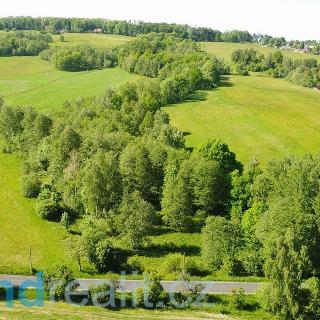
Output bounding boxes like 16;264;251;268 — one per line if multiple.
164;74;320;163
0;31;131;48
0;154;77;275
0;57;138;112
51;32;131;48
0;304;230;320
202;41;320;63
0;33;134;112
0;296;275;320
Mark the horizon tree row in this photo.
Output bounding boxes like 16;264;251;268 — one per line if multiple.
0;16;255;43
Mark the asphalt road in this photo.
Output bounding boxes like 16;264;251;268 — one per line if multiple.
0;275;263;294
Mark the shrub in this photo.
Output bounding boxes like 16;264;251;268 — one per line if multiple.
221;256;245;276
240;249;264;276
127;255;144;274
184;258;203;276
94;239;122;273
287;66;317;88
162;253;184;275
88;280;119;307
44;265;77;301
168;274;205;308
202;216;242;271
136;287;146;307
136;272;164;308
231;288;246;310
21;173;41;198
35;186;61;220
41;45;116;71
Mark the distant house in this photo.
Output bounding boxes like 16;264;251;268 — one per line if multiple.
93;28;102;33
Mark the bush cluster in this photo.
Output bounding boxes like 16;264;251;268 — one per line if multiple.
0;31;52;56
40;45;116;71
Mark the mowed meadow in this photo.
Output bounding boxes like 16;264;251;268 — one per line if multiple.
1;32;320;276
0;34;135;112
165;74;320;162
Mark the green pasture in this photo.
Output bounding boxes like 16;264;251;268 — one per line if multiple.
0;57;138;112
0;154;76;275
0;34;134;112
165;74;320;163
202;41;320;63
51;32;131;48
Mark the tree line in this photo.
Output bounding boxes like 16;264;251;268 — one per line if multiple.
1;17;319;54
0;30;52;56
232;48;320;88
0;16;254;43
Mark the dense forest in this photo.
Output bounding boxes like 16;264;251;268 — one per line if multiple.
1;31;320;319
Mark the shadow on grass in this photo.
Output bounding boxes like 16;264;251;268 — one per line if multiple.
243;301;261;312
217;75;234;88
141;242;201;257
187;91;209;102
164;76;234;110
69;230;81;236
207;295;228;305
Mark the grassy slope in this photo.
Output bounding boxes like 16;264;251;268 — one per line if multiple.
1;33;319;279
0;35;135;112
202;41;320;63
0;154;76;274
165;74;320;163
0;34;135;275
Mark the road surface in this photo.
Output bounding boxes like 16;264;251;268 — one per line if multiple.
0;275;263;294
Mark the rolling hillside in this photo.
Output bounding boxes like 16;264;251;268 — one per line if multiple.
0;34;135;112
1;32;320;276
0;34;136;275
165;73;320;163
